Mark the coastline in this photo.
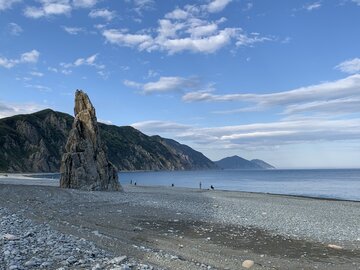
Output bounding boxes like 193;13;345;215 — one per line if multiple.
1;176;360;269
3;172;360;203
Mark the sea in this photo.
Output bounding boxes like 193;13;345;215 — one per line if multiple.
31;169;360;201
119;169;360;201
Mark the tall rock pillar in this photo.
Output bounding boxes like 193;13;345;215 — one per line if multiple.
60;90;122;191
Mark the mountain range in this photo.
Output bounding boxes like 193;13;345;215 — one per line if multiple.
215;155;275;170
0;109;216;172
0;109;274;173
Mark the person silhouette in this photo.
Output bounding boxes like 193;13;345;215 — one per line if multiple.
210;185;214;190
199;181;202;189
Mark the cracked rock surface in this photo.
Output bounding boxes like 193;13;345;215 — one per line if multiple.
60;90;122;191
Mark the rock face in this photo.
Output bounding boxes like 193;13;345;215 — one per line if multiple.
0;110;216;173
60;90;122;191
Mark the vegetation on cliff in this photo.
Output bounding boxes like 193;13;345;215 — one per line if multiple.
0;109;216;172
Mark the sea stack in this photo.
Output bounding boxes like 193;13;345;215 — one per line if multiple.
60;90;122;191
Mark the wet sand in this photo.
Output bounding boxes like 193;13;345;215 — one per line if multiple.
0;176;360;269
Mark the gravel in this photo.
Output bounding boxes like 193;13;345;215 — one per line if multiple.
123;186;360;247
2;176;360;248
1;177;360;269
0;207;156;270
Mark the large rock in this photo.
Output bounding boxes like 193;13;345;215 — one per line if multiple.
60;90;122;191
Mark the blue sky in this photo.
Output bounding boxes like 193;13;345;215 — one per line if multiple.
1;0;360;168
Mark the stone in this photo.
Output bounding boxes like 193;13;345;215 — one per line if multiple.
41;261;53;267
25;260;39;267
92;263;102;270
242;259;254;269
327;244;343;250
108;256;127;264
60;90;122;191
2;234;19;240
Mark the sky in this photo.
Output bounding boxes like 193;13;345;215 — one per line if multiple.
1;0;360;168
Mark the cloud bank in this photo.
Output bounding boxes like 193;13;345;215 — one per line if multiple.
183;74;360;115
102;1;269;54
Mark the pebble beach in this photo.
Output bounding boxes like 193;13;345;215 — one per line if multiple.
1;176;360;269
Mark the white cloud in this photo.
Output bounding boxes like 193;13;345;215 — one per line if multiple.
132;120;192;133
48;67;58;73
187;22;218;38
24;0;97;18
183;74;360;116
56;53;104;75
25;84;51;92
73;53;101;67
61;69;72;75
165;8;189;20
103;26;266;54
29;71;44;77
243;2;253;11
62;26;85;35
72;0;97;8
24;6;45;18
89;8;115;21
102;2;270;54
123;80;142;89
283;97;360;115
8;23;23;36
351;0;360;6
98;119;113;124
183;74;360;104
236;33;272;46
44;1;71;14
103;29;152;48
207;0;232;13
0;101;45;119
146;69;158;78
21;50;40;63
124;76;199;94
161;28;238;54
132;118;360;149
335;58;360;74
305;2;321;11
24;2;71;18
0;0;21;11
0;50;40;69
24;0;73;18
130;0;154;15
49;66;72;75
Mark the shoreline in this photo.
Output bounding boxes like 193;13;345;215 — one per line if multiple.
1;173;360;203
1;178;360;269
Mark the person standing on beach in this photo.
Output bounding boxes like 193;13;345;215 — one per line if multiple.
199;181;202;189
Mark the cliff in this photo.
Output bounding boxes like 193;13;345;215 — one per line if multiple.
0;109;217;172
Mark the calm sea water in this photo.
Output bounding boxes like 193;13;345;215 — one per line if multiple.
32;169;360;201
119;169;360;201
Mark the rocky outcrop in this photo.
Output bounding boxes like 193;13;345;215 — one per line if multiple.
0;109;72;172
60;90;122;191
0;110;216;173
